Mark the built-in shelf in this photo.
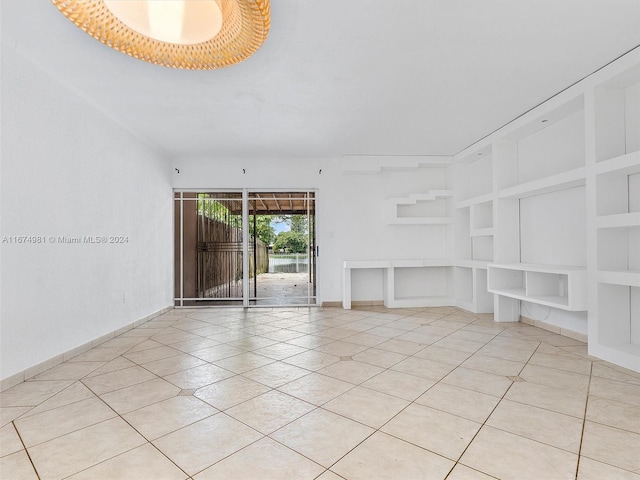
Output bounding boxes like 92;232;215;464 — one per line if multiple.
455;259;490;269
343;259;454;309
498;167;586;200
594;151;640;175
596;212;640;229
598;270;640;287
470;227;494;237
386;190;453;225
455;192;494;209
488;263;587;311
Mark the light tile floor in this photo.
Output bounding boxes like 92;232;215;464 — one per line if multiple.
2;306;640;479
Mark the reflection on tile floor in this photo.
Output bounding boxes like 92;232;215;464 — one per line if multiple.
2;306;640;479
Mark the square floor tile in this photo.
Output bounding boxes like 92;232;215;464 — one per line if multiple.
83;357;137;378
375;339;426;355
414;382;500;423
277;373;354;405
323;386;409;428
576;456;640;480
193;437;324;480
153;413;262;477
163;364;236;390
271;408;374;467
589;376;640;406
139;353;206;377
315;341;369;357
81;366;157;395
212;353;275;374
195;376;271;410
446;463;496;479
0;407;31;428
65;443;187;480
190;344;247;362
123;395;217;440
99;378;180;414
580;421;640;472
519;364;590;392
317;361;384;385
441;367;512;397
28;417;146;480
0;423;23;457
20;382;96;418
282;350;341;371
586;395;640;434
461;354;525;377
413;345;472;366
486;399;583;453
528;351;592;375
390;356;455;381
381;403;481;460
0;380;73;407
332;431;453;480
242;362;311;388
0;450;39;479
253;343;309;360
225;391;315;434
460;426;577;480
361;370;436;401
351;348;407;368
123;345;182;365
15;397;116;447
504;381;587;418
31;362;105;381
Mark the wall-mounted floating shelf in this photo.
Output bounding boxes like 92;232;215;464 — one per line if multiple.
385;190;453;225
487;263;588;311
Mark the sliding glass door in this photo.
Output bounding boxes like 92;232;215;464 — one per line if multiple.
175;190;316;307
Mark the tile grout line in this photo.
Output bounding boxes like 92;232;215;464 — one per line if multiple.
11;420;42;480
442;339;544;479
314;312;494;478
574;361;594;480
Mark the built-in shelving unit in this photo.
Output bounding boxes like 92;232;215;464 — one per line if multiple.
590;62;640;370
451;146;495;314
340;47;640;373
488;263;587;311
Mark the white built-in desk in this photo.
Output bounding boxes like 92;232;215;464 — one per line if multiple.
343;259;454;309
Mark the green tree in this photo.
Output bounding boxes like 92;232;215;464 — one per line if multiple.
290;215;308;234
271;215;308;235
273;230;307;253
252;216;275;245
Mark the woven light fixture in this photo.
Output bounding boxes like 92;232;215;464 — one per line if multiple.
51;0;270;70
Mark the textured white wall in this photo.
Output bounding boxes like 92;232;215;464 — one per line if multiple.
0;47;174;379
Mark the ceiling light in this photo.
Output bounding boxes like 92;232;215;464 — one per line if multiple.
51;0;270;70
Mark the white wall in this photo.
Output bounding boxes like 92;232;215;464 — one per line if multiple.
171;157;450;303
0;47;174;380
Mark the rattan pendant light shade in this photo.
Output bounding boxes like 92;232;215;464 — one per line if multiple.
51;0;270;70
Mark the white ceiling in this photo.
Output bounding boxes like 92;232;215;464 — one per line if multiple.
2;0;640;160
